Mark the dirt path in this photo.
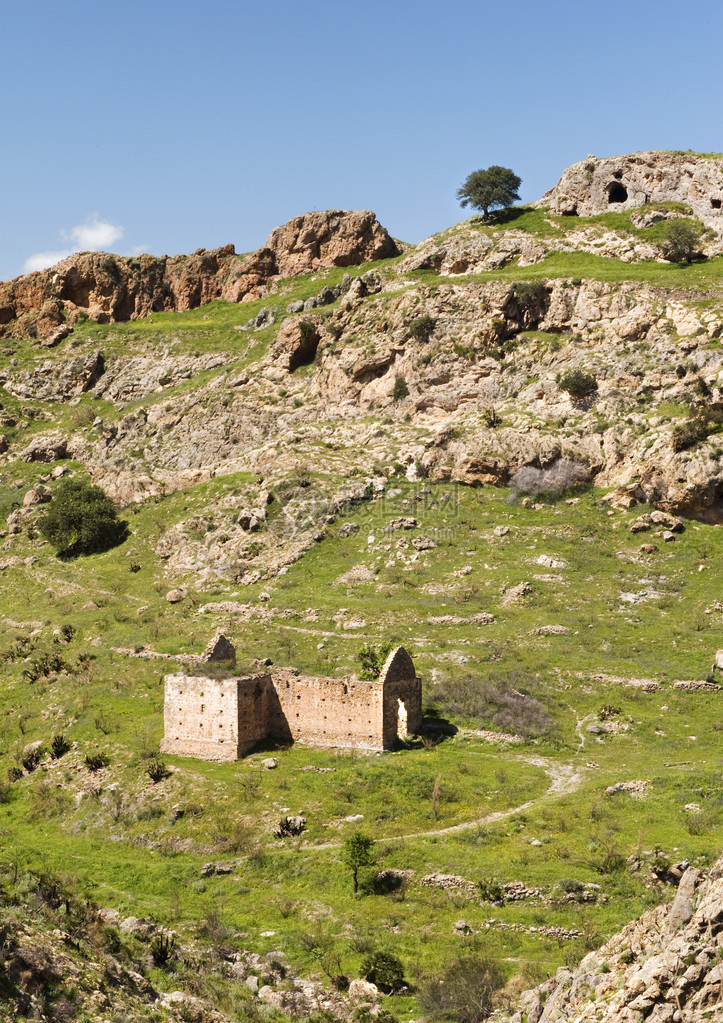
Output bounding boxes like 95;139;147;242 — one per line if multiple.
307;754;587;851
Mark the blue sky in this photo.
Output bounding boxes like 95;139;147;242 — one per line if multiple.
2;0;721;281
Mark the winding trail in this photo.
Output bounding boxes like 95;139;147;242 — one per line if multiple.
305;754;587;851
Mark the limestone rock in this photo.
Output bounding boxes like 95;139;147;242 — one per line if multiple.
0;211;397;341
347;979;380;1004
501;852;723;1023
667;866;701;935
22;484;52;507
265;210;399;277
271;317;322;372
19;432;70;463
541;151;723;229
165;588;186;603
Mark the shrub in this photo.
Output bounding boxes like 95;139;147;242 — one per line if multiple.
407;314;434;341
434;677;553;738
50;733;72;759
146;758;171;783
483;407;501;428
21;745;45;772
59;623;76;643
150;930;176;967
22;651;66;682
418;954;505;1023
85;751;110;771
658;219;701;263
38;478;129;557
360;951;405;994
558;368;598;399
513;280;547;308
671;405;723;451
356;643;392;680
393;376;409;401
477;878;504;902
342;831;376;895
509;459;591;497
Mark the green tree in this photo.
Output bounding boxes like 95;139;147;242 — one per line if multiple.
658;219;701;263
341;831;376;895
457;166;522;221
38;478;128;557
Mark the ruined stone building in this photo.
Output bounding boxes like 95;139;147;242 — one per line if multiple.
160;642;422;761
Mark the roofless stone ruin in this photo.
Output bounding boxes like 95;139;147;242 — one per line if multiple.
160;637;422;761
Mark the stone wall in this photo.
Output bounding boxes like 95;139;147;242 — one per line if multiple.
379;647;423;748
268;669;386;750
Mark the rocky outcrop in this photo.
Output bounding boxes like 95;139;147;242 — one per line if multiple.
265;209;399;275
503;855;723;1023
0;211;398;340
541;150;723;228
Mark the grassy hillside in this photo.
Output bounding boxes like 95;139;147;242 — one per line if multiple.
0;204;722;1019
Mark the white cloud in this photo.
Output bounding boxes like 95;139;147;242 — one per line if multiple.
23;215;126;274
66;216;123;250
23;249;74;273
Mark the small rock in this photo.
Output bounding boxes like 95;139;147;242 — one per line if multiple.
493;525;510;537
630;518;651;533
348;979;380;1004
262;757;278;770
165;588;186;603
22;484;52;507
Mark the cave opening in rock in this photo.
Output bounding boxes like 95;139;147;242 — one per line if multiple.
712;198;722;210
607;182;628;204
561;206;578;216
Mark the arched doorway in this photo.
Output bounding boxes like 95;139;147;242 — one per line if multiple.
397;698;408;739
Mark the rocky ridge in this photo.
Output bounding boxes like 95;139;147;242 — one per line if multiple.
2;152;723;596
0;209;398;340
541;150;723;226
501;854;723;1023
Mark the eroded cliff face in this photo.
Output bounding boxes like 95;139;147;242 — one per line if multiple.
501;856;723;1023
541;150;723;226
2;154;723;540
0;210;399;340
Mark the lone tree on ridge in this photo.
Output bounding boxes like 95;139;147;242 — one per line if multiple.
457;166;522;220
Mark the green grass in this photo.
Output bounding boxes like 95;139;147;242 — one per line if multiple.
1;475;721;1012
1;211;723;1016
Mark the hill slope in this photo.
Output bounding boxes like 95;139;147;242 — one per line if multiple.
0;152;721;1021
